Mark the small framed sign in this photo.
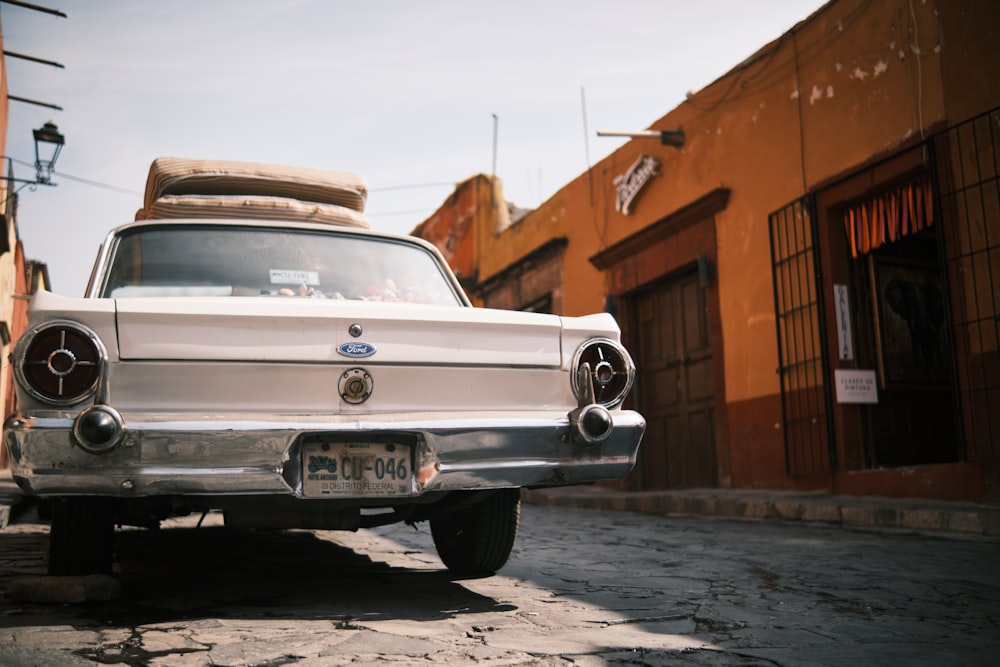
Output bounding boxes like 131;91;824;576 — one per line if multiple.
834;369;879;404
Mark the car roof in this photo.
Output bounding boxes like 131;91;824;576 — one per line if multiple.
107;217;430;247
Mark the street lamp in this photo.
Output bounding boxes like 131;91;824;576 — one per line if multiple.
2;122;67;220
2;121;66;191
32;121;64;185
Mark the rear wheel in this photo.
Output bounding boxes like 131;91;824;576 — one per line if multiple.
48;497;116;576
430;489;520;576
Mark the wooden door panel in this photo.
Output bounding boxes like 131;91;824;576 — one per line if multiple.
688;406;716;483
649;367;681;407
681;280;705;350
641;412;670;489
635;268;717;488
686;357;714;402
663;413;685;488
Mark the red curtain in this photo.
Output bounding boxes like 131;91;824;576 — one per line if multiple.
844;174;934;257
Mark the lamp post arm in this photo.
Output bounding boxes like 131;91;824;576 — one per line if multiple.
596;129;685;147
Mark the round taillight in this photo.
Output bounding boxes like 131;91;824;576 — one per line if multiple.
16;322;105;404
571;338;636;408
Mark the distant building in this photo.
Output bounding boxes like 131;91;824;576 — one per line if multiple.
415;0;1000;503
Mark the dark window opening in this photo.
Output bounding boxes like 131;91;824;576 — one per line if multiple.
521;294;553;314
850;227;960;467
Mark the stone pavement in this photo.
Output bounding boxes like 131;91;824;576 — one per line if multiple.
5;495;998;666
524;484;1000;537
3;466;999;537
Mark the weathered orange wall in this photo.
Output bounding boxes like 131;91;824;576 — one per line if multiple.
412;175;488;287
938;0;1000;123
479;0;991;404
478;184;568;296
416;0;1000;499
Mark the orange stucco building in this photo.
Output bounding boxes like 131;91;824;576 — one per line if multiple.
415;0;1000;503
0;14;53;468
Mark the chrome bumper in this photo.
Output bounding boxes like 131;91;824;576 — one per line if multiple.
4;410;645;498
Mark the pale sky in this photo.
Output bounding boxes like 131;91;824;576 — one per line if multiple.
2;0;826;294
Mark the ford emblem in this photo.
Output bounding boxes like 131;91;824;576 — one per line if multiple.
338;342;376;358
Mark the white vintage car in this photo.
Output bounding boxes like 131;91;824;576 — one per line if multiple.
3;159;645;577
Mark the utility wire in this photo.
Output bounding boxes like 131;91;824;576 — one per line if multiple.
8;157;140;196
51;170;140;195
13;156;455;217
370;181;453;192
368;207;436;218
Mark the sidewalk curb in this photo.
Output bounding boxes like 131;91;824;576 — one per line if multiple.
522;487;1000;538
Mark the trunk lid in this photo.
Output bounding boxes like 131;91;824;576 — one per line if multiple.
114;297;564;367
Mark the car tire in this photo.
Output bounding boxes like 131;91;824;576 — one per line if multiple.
48;497;116;576
430;488;520;576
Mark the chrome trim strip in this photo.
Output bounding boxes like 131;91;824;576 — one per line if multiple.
437;455;635;472
6;411;645;498
120;466;281;477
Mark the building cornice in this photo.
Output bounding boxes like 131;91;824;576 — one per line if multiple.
589;187;730;270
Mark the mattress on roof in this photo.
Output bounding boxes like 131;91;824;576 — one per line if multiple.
140;194;371;228
138;157;370;228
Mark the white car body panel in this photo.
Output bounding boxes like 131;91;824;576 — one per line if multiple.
6;217;644;520
4;161;646;577
113;296;565;367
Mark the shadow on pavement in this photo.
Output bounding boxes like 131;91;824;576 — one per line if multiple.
0;524;515;629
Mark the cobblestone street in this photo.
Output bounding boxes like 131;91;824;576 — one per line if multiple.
1;501;998;665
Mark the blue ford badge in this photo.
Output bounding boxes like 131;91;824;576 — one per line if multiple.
338;342;376;358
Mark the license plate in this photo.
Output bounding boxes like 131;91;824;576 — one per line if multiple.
302;441;413;497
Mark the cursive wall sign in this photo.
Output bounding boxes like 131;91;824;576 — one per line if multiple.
614;154;660;215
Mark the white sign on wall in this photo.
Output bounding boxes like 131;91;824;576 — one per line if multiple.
834;369;878;404
834;284;854;361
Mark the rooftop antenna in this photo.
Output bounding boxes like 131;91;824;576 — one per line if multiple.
581;86;594;201
491;113;498;208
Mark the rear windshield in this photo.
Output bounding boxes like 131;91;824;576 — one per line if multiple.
99;225;464;306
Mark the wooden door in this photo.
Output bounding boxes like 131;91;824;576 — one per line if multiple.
634;269;717;488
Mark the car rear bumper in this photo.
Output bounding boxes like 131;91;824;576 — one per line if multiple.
4;410;645;498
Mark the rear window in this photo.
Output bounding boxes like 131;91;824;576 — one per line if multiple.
99;225;464;306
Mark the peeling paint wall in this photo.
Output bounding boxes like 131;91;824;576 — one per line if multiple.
500;0;981;405
414;0;999;498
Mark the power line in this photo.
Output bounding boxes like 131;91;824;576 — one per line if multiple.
370;181;453;193
367;207;435;218
14;156;455;204
52;170;140;195
7;157;140;195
